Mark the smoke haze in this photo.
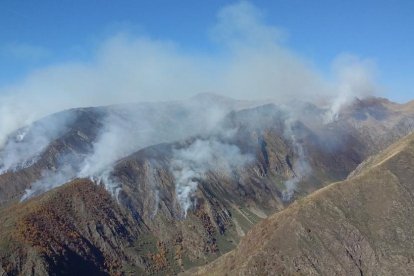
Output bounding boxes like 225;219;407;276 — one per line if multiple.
1;1;380;206
172;138;253;217
0;1;378;145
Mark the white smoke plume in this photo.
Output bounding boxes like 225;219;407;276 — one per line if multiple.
324;54;378;122
21;162;78;201
89;170;121;201
0;1;380;202
0;2;378;146
19;96;245;201
171;138;253;217
281;117;311;201
0;111;75;174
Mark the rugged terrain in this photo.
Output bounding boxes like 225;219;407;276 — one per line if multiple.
192;131;414;275
1;95;414;274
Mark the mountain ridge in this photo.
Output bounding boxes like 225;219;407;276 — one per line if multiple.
1;96;414;274
190;131;414;275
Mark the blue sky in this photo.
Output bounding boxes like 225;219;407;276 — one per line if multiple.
1;0;413;102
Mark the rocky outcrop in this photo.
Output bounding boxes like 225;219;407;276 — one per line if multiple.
191;132;414;275
1;97;414;275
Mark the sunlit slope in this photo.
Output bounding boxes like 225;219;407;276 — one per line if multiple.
192;132;414;275
1;97;414;275
0;179;144;275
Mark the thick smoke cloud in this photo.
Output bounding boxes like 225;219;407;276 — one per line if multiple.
20;97;248;201
1;1;380;203
0;1;377;146
172;138;253;217
0;111;75;173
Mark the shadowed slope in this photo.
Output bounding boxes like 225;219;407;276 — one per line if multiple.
1;97;414;275
192;132;414;275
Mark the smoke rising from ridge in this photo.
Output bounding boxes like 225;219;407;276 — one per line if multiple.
0;1;378;146
324;54;378;122
282;118;311;201
0;112;75;174
19;96;248;201
0;1;380;204
172;138;253;217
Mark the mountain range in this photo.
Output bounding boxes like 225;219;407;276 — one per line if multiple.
1;94;414;275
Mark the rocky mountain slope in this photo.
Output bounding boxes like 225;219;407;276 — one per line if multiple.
0;94;255;205
1;96;414;275
0;179;143;275
191;132;414;275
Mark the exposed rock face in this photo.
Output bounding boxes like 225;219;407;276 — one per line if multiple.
0;95;255;206
1;96;414;275
191;132;414;275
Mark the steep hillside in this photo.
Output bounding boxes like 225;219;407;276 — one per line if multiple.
0;95;253;206
192;132;414;275
0;179;145;275
1;96;414;274
2;96;414;207
0;108;104;204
